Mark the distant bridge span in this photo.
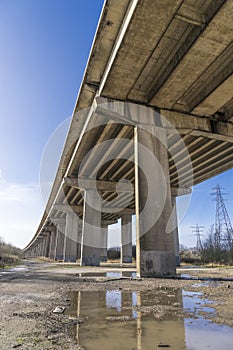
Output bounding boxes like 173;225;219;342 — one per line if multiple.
24;0;233;277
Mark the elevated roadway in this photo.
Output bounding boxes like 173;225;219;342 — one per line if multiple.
24;0;233;277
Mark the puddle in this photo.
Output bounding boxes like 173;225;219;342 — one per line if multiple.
192;280;221;288
106;271;137;278
182;290;216;316
0;265;28;276
9;266;28;272
179;273;192;279
179;265;205;269
67;288;233;349
75;271;137;279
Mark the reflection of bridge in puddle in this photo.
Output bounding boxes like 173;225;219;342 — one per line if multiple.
68;288;233;349
76;271;137;279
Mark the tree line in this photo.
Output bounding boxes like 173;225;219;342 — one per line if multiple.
200;225;233;265
0;236;23;266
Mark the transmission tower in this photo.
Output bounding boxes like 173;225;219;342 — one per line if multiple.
191;225;204;252
211;184;233;249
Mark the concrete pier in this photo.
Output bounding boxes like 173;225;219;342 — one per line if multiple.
49;229;57;260
41;238;47;257
81;190;102;266
44;232;51;258
172;197;180;267
100;224;108;262
63;213;79;262
121;215;132;263
135;125;176;277
55;222;66;261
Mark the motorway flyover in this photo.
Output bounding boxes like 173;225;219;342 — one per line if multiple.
24;0;233;277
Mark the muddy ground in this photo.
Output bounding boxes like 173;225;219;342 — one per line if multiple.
0;260;233;349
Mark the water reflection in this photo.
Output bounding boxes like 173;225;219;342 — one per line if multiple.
76;271;137;278
68;289;233;350
106;290;122;312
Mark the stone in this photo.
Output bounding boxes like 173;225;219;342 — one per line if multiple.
157;344;170;348
52;306;66;314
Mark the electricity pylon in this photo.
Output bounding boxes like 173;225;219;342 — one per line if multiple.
211;184;233;249
191;224;204;252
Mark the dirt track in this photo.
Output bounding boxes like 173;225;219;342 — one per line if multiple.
0;260;233;349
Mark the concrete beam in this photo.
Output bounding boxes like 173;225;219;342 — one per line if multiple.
97;102;233;144
48;217;66;225
53;204;82;213
64;177;134;192
102;219;118;226
95;106;135;126
53;203;134;215
42;225;56;232
170;187;192;197
98;0;140;94
174;3;205;26
162;110;233;144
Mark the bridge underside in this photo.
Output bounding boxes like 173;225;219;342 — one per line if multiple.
24;0;233;277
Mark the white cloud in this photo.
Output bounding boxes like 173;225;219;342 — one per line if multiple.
0;177;44;249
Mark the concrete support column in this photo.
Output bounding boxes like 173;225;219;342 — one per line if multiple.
55;222;66;261
45;232;51;258
41;236;45;257
100;224;108;262
35;245;39;257
39;238;44;256
81;190;102;266
38;244;41;256
49;229;57;260
37;244;41;257
37;242;41;256
172;196;180;266
40;239;44;257
41;238;46;257
64;213;79;262
77;223;83;260
135;125;176;277
121;215;132;263
32;247;36;257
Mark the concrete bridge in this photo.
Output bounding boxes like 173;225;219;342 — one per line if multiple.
24;0;233;277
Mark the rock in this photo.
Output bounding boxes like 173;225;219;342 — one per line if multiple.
52;306;66;314
173;302;181;307
157;343;170;348
48;333;64;340
68;316;84;324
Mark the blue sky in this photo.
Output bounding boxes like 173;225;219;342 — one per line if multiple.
0;0;232;249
